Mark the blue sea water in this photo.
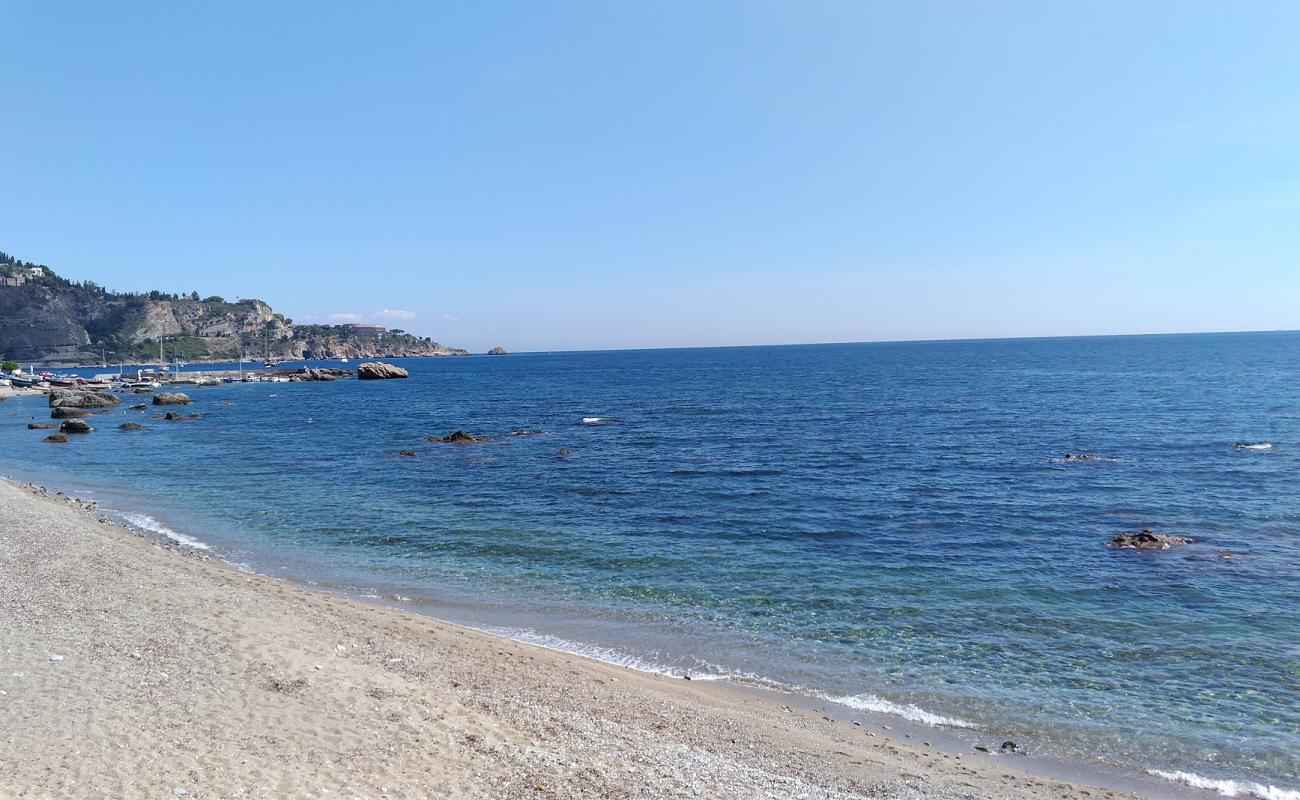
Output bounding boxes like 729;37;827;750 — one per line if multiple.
2;333;1298;798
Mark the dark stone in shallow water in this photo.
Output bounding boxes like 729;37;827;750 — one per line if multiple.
153;392;192;406
1108;529;1190;550
44;432;69;443
428;430;486;443
119;422;143;431
28;422;58;429
50;406;91;419
59;419;92;434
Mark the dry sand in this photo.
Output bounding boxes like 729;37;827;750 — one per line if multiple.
0;478;1147;800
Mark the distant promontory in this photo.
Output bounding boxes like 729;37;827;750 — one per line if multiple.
0;250;468;366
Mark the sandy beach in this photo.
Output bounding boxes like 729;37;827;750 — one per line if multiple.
0;478;1146;800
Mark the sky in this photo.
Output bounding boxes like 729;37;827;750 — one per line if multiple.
3;2;1299;353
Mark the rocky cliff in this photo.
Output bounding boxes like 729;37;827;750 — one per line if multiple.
0;253;467;366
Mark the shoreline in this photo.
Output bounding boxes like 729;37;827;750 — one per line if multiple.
0;475;1168;800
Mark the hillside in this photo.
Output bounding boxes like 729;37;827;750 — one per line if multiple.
0;251;468;366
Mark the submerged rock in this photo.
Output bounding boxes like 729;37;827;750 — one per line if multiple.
558;448;573;455
357;362;408;380
59;419;93;434
1061;453;1102;462
397;449;418;457
428;430;485;443
44;433;69;443
1108;529;1191;550
153;392;193;406
119;422;143;431
163;412;202;421
27;422;58;429
129;404;148;410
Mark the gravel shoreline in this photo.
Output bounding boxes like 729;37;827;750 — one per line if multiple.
0;478;1145;799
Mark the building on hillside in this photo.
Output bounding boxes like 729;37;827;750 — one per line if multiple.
339;324;387;337
0;275;23;287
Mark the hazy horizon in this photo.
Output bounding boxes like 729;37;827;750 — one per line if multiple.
4;2;1299;353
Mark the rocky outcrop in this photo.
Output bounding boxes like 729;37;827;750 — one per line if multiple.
1108;529;1191;550
153;392;192;406
59;419;93;434
44;433;69;443
428;430;486;443
288;367;352;382
49;387;120;409
488;346;507;355
50;406;92;419
357;362;408;380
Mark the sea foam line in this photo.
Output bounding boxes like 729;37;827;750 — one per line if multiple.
476;625;974;729
117;511;212;551
1148;770;1300;800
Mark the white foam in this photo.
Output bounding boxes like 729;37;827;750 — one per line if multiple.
1236;443;1273;451
479;626;685;678
580;417;620;424
118;511;212;550
820;692;976;729
1148;770;1300;800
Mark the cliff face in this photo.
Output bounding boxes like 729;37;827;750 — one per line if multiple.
0;263;466;366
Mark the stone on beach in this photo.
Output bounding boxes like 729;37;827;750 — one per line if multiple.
357;362;409;380
59;419;93;434
153;392;193;406
1107;528;1190;550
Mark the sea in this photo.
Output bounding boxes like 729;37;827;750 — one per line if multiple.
2;333;1297;799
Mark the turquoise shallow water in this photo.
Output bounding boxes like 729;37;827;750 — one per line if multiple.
2;334;1298;798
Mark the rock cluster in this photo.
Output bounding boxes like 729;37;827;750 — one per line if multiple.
49;388;121;410
1107;529;1191;550
428;430;486;443
357;362;409;380
289;367;352;382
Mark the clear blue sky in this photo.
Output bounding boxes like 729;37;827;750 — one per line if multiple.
3;2;1299;352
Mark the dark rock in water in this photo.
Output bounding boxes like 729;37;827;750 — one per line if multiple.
49;387;121;409
27;422;58;429
1108;528;1191;550
397;449;418;457
488;346;507;356
357;362;409;380
999;741;1021;754
973;745;991;753
1062;453;1102;462
59;419;93;434
428;430;485;443
44;432;69;443
510;429;541;436
119;422;143;431
132;388;154;394
129;404;148;410
558;448;573;455
50;406;92;419
163;412;202;421
153;392;193;406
